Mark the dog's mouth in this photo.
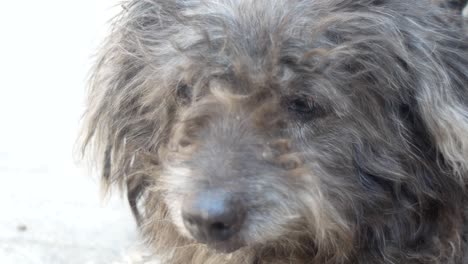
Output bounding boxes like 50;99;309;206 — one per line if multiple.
185;223;246;253
203;239;245;253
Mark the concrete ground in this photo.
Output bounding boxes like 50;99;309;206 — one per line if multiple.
0;164;141;264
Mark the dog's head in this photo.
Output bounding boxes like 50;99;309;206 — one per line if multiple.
82;0;468;261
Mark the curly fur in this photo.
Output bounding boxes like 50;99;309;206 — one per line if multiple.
81;0;468;263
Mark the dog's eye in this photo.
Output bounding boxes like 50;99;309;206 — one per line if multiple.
176;83;192;104
287;96;322;120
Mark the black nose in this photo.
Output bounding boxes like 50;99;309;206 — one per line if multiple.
182;191;246;243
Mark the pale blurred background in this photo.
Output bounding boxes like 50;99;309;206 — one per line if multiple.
0;1;143;263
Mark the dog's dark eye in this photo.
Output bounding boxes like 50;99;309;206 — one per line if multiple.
287;96;322;120
176;83;192;104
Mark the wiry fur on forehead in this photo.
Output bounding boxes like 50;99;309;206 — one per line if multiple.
80;0;468;263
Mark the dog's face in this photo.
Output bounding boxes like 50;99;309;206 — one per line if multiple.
83;0;468;260
163;63;357;253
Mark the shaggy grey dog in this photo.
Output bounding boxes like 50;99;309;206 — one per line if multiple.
81;0;468;263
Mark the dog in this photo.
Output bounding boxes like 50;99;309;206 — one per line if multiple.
81;0;468;263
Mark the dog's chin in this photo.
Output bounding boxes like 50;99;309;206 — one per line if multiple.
206;240;245;254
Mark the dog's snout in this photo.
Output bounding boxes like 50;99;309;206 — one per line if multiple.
182;191;245;243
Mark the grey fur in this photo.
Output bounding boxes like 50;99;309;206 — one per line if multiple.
81;0;468;263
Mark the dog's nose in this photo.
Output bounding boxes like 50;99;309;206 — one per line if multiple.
182;191;245;243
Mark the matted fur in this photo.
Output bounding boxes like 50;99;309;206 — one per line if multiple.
81;0;468;263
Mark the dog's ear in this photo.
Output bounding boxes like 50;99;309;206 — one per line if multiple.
413;31;468;181
80;1;177;196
